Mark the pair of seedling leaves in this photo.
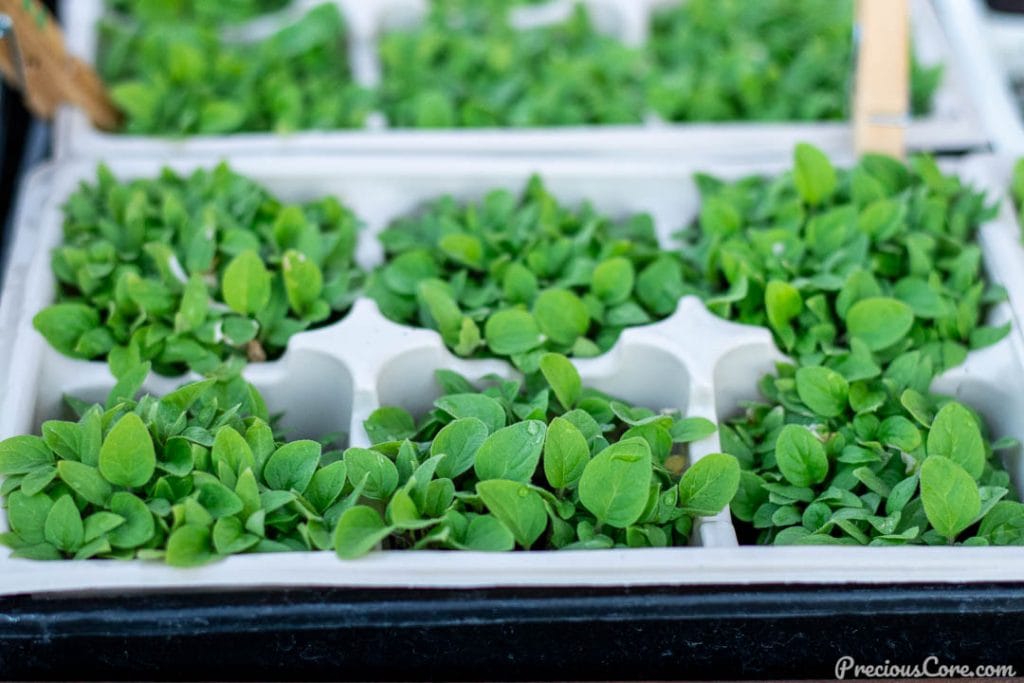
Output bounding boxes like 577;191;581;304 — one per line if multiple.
696;145;1023;545
336;353;739;557
102;3;372;135
33;163;361;376
648;0;942;123
369;175;685;374
0;353;738;564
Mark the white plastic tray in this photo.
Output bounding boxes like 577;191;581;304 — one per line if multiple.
935;0;1024;155
54;0;986;160
1;153;1023;596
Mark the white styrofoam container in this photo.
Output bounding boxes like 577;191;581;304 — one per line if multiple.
1;153;1023;597
935;0;1024;155
54;0;985;160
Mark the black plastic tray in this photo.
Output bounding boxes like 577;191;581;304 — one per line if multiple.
3;584;1024;679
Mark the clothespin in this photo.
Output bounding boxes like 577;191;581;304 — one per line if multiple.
853;0;909;159
0;0;121;130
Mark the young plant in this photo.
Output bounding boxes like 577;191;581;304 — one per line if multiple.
336;353;738;556
648;0;942;122
100;4;372;135
0;365;356;565
681;144;1022;545
368;176;691;372
377;3;648;128
34;163;363;376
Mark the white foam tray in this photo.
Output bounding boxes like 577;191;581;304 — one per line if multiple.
54;0;986;160
935;0;1024;155
1;153;1023;596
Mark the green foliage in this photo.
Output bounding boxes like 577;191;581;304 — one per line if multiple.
378;3;648;127
703;146;1022;546
104;0;290;24
34;163;362;375
99;3;371;135
369;176;689;371
648;0;942;122
343;354;737;556
0;371;362;564
682;149;1008;366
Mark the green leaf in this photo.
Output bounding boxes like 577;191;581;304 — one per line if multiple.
473;420;547;483
165;525;215;567
538;353;581;411
459;514;515;551
476;479;547;549
98;412;156;488
503;263;538;304
434;393;506;434
793;143;837;206
878;416;922;452
222;249;271;316
57;461;113;506
108;492;156;549
196;482;244;518
363;407;416;445
305;461;349;513
926;402;985;480
0;435;54;475
334;505;393;559
543;416;590;489
263;440;321;493
533;288;591;346
578;437;652;528
920;455;980;541
7;491;54;544
765;280;802;341
44;495;84;553
212;426;255;476
669;417;717;443
33;304;100;359
212;516;259;555
774;424;828;487
282;249;324;315
439;233;484;269
432;418;488;479
795;366;849;418
84;512;125;543
678;453;741;516
344;448;399;500
592;257;635;305
845;297;915;351
484;309;543;355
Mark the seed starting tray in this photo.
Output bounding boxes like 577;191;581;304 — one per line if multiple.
2;153;1024;597
53;0;986;160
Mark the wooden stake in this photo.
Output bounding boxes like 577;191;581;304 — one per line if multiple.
854;0;909;159
0;0;121;130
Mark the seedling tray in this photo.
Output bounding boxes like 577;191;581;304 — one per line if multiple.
2;153;1024;597
54;0;985;159
938;0;1024;155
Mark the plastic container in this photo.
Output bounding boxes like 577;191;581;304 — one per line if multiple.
54;0;986;160
2;153;1024;596
935;0;1024;155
